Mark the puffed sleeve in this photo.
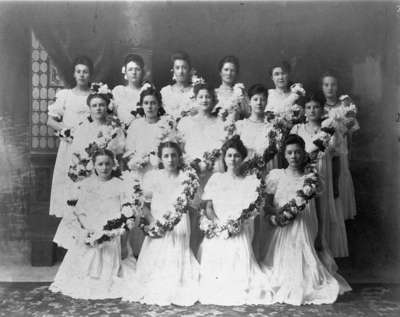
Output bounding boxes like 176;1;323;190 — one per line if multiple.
48;89;69;120
125;120;138;154
202;173;221;201
107;127;126;155
265;169;282;194
142;170;158;202
290;124;300;135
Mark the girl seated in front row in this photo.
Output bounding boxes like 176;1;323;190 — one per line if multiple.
261;134;351;305
50;149;130;299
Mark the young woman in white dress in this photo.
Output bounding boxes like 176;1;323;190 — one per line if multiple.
177;83;225;254
53;89;125;250
321;72;359;220
198;136;274;306
265;61;300;116
122;141;200;306
50;149;128;299
262;134;351;305
234;84;277;260
160;51;195;119
291;94;348;257
125;86;170;256
112;54;146;128
47;56;92;221
213;56;250;122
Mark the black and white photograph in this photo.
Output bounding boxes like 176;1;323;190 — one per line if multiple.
0;0;399;316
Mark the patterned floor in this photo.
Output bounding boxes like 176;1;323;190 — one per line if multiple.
0;283;399;316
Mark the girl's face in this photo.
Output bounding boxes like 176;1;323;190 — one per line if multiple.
220;62;237;85
94;155;114;180
249;93;267;115
142;95;160;119
305;100;323;122
125;61;143;85
89;97;107;121
271;67;289;89
161;146;180;172
284;143;305;169
173;59;190;84
196;89;213;112
322;76;338;99
73;64;90;87
224;147;243;171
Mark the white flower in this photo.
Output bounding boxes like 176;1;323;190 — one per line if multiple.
140;82;153;94
121;205;134;218
290;83;306;96
294;195;307;208
221;230;230;240
149;153;160;167
233;83;245;97
303;184;314;196
121;66;126;74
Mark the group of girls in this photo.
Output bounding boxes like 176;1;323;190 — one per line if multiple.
46;51;358;306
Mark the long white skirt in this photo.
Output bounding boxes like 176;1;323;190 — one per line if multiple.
49;238;127;300
122;214;200;306
198;222;274;306
262;205;351;305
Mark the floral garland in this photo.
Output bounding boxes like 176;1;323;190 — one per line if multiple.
68;121;124;182
139;165;200;238
67;176;144;247
199;177;266;239
213;83;247;121
268;118;336;227
126;115;179;170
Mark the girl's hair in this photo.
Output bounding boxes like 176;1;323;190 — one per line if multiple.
92;148;115;163
86;92;111;106
157;141;183;170
72;55;94;75
171;51;192;69
268;60;291;77
221;135;247;171
320;69;339;84
248;83;268;99
218;55;240;73
303;92;325;107
193;83;216;109
124;53;145;70
136;86;165;117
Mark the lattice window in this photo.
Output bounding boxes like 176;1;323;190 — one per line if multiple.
31;31;64;153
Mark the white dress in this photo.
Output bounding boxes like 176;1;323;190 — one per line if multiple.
325;103;359;220
198;173;274;305
178;115;226;254
122;169;200;306
265;89;297;116
235;118;278;260
214;86;250;121
49;176;130;299
53;120;126;250
291;123;348;257
48;89;90;218
112;85;141;127
262;169;351;305
160;84;194;119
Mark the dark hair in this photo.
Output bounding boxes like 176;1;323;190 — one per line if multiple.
86;93;111;106
269;60;291;76
218;55;240;73
92;148;115;163
137;86;165;117
303;92;325;107
157;141;183;170
171;51;191;69
221;135;248;171
284;134;306;151
320;70;338;84
124;53;145;70
248;84;268;99
72;55;94;75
